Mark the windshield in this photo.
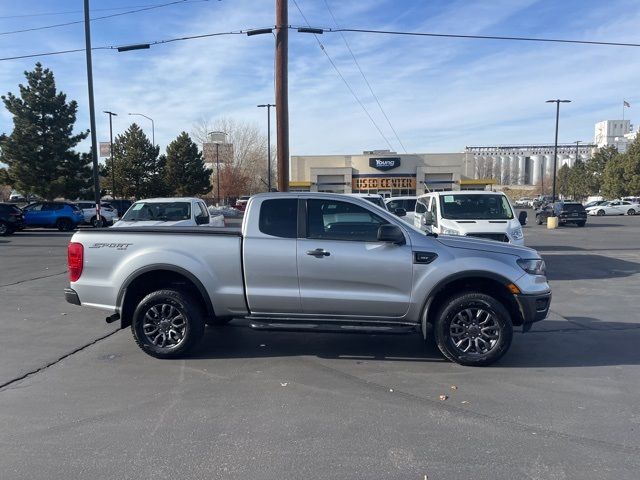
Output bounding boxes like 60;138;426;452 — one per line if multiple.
440;194;514;220
121;201;191;222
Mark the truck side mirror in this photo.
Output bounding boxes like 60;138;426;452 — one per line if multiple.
377;224;405;244
518;211;527;226
423;212;435;226
196;214;209;225
394;208;407;217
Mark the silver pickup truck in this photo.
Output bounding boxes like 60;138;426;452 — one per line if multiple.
65;193;551;366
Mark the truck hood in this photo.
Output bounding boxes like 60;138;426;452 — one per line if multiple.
112;219;194;227
436;234;538;258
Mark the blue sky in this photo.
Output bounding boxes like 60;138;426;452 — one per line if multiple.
0;0;638;156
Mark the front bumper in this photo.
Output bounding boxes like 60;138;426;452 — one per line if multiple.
515;291;551;332
65;287;81;306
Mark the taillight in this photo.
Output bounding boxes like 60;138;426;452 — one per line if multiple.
68;242;84;282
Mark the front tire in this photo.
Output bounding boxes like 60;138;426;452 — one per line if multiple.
433;292;513;367
536;215;543;225
597;209;605;216
0;221;13;236
91;215;106;227
132;289;205;358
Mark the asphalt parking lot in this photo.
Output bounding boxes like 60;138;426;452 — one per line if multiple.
1;216;639;480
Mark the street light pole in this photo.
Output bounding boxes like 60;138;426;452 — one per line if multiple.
128;113;155;145
216;142;220;204
83;0;101;226
103;111;117;198
546;99;571;206
258;104;275;191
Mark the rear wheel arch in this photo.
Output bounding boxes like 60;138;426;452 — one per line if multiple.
421;272;523;338
117;265;215;328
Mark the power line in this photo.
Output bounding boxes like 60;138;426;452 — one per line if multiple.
320;27;640;48
291;0;395;151
0;1;215;19
0;30;246;62
322;0;407;153
0;0;212;37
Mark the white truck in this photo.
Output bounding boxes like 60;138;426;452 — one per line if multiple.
65;192;550;366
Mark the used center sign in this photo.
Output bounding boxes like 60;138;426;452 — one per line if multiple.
369;157;401;171
353;177;416;189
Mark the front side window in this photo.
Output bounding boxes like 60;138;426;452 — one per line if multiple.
307;199;387;242
415;199;427;214
259;199;297;238
386;200;402;211
439;194;514;220
24;203;43;212
121;201;191;222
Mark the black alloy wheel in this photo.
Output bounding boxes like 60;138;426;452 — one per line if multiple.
434;291;513;367
132;289;205;359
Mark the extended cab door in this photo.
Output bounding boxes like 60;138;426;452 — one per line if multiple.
297;198;413;318
242;197;302;314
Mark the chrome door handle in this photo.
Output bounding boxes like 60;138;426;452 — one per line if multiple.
306;248;330;257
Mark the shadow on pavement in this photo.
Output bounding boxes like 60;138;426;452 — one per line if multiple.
186;318;640;368
543;254;640;280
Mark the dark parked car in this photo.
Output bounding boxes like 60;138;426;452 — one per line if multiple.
536;201;586;227
0;203;24;235
106;199;133;217
23;202;84;231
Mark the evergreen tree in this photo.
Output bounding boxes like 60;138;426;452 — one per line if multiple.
622;135;640;195
0;63;90;199
568;160;588;201
110;123;160;198
557;164;571;198
602;154;628;198
585;145;618;194
164;132;212;196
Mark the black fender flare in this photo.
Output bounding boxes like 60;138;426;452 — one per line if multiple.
117;264;215;319
420;270;517;338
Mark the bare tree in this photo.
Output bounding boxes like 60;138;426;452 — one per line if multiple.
191;117;276;197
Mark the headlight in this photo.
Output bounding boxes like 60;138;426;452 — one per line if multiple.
441;227;462;236
509;226;523;240
517;258;546;276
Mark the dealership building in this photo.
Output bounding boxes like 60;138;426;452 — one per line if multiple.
290;150;476;196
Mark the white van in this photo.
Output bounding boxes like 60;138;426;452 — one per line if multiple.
414;191;526;245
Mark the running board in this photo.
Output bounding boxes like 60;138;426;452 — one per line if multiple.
248;320;418;335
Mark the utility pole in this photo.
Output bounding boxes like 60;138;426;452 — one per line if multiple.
546;99;571;206
575;140;581;165
104;111;117;199
83;0;101;226
275;0;289;191
216;142;220;205
258;104;275;191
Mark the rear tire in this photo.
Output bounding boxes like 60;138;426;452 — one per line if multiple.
91;215;106;227
627;209;635;216
132;289;205;359
433;292;513;367
597;209;605;216
56;218;74;231
536;215;543;225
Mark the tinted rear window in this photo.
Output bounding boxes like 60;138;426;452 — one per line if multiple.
259;199;297;238
563;203;585;212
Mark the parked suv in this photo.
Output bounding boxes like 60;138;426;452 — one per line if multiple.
535;201;586;226
23;202;84;231
0;203;24;235
75;201;117;227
